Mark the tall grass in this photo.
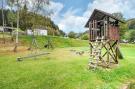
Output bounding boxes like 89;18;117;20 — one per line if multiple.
0;45;135;89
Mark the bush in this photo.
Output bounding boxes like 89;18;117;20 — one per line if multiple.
124;30;135;42
81;34;89;40
68;31;76;38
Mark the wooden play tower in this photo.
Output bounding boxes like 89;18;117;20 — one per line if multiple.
85;9;124;68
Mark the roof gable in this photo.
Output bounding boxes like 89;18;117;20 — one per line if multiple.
85;9;124;28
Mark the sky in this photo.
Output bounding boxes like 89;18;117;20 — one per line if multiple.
1;0;135;33
49;0;135;33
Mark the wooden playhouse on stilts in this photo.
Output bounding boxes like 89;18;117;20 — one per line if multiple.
85;9;124;68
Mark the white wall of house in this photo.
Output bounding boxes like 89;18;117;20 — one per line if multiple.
37;29;47;36
0;27;3;31
27;29;33;35
27;29;47;36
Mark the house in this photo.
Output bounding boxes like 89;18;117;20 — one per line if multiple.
27;29;47;36
0;26;3;32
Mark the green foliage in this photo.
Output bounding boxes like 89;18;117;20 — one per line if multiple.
127;18;135;29
81;34;89;40
0;45;135;89
20;35;88;48
0;8;60;36
112;12;124;20
112;12;128;39
68;31;77;38
7;10;16;25
119;23;128;39
124;30;135;42
58;30;66;37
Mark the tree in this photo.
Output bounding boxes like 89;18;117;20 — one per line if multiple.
112;12;124;20
127;19;135;29
81;34;89;40
2;0;59;37
7;0;28;52
1;0;5;43
119;23;128;39
68;31;76;38
30;0;50;25
112;12;128;39
19;4;29;31
124;30;135;42
59;30;65;37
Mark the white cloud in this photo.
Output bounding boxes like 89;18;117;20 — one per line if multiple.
48;1;64;23
58;9;88;33
84;0;135;19
5;0;135;33
51;0;135;33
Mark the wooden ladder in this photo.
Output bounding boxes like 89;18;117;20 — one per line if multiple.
88;37;102;69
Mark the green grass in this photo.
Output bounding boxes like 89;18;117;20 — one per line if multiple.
0;45;135;89
20;35;88;48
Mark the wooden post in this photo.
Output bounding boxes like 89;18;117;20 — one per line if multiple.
95;20;97;38
115;40;118;64
89;42;93;55
107;41;110;66
107;17;109;39
104;19;106;37
92;20;94;41
89;22;91;41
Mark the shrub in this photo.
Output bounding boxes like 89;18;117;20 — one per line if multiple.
68;31;76;38
124;30;135;42
81;34;89;40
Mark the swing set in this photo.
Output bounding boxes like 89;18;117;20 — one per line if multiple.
17;30;54;61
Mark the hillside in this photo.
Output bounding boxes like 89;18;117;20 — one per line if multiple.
20;36;88;48
0;8;61;36
126;18;135;29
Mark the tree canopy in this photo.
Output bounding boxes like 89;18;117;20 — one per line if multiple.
0;6;60;36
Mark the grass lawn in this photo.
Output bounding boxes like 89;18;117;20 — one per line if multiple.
0;45;135;89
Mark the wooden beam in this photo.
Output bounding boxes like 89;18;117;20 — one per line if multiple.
115;41;118;63
102;41;117;57
89;22;91;41
17;52;50;61
89;42;93;54
4;26;17;30
108;42;116;58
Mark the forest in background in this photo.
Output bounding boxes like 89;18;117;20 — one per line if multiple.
0;0;66;37
0;6;65;36
0;0;135;42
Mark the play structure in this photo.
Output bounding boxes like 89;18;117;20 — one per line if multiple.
17;32;52;61
85;9;124;68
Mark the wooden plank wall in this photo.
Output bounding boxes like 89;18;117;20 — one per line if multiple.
89;20;98;41
89;18;120;41
109;25;119;40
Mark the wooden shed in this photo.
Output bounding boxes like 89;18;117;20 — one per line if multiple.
85;9;124;41
85;9;124;68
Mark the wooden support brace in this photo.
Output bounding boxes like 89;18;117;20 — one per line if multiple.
17;52;50;61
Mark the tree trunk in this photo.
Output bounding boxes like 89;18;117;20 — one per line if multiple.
14;1;19;52
2;0;5;44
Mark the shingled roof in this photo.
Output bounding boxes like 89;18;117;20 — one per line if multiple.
85;9;124;28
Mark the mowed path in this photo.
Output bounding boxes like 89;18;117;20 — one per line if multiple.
0;46;135;89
